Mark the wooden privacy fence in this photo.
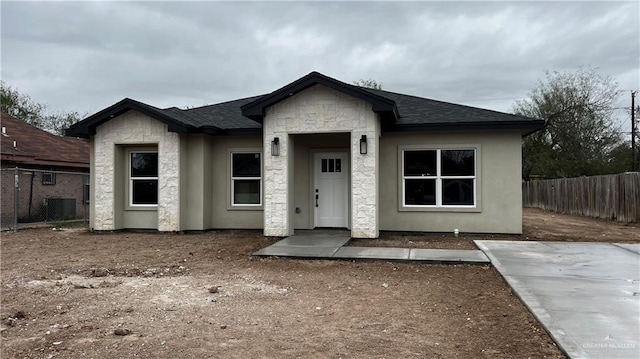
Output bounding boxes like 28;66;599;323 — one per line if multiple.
523;172;640;223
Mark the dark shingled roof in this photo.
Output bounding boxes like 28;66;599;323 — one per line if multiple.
66;72;544;138
363;88;530;125
174;95;263;130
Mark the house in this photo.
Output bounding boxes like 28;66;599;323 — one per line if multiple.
1;112;90;227
66;72;544;237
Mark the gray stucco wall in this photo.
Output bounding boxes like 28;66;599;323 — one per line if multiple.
209;135;263;229
179;134;213;230
379;130;523;234
173;134;264;231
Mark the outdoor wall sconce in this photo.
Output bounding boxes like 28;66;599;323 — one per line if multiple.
360;135;367;155
271;137;280;156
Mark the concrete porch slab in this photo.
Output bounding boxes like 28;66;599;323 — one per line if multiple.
270;234;351;248
409;248;490;263
254;231;494;265
253;245;342;258
333;246;410;260
253;230;350;257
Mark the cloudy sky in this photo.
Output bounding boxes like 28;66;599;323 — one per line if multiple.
1;1;638;134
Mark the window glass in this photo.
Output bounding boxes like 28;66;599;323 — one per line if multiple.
442;179;474;205
132;180;158;205
233;179;261;205
42;170;56;185
329;159;335;172
131;153;158;177
322;159;327;173
83;174;90;204
402;148;476;207
131;151;158;206
404;150;437;176
441;150;474;176
232;153;261;177
404;179;436;205
335;159;341;172
231;152;261;206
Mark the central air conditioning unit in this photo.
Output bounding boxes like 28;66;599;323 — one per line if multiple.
45;198;76;221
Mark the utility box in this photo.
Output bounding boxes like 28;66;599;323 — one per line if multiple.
46;198;76;221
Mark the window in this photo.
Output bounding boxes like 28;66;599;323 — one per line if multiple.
42;169;56;185
83;174;90;204
403;149;475;207
130;151;158;206
321;158;342;173
231;152;261;206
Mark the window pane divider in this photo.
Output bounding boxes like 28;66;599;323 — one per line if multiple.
402;148;476;208
231;152;262;206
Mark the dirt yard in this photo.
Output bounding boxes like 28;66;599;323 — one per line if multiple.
2;208;635;359
349;208;640;249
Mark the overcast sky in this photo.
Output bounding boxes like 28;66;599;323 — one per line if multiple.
1;1;639;134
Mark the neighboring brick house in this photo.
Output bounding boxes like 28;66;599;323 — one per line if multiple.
1;112;89;227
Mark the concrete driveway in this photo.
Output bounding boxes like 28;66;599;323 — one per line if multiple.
476;241;640;359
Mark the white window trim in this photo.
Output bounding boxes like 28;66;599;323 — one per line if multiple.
402;148;477;208
230;151;262;207
129;150;158;207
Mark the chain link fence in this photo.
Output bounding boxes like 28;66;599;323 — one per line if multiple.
1;167;89;231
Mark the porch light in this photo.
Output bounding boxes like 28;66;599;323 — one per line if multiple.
359;135;367;155
271;137;280;156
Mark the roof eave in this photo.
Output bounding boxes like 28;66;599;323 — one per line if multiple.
65;98;196;138
1;156;89;168
386;120;546;137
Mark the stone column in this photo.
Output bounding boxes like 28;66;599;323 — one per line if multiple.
350;125;379;238
93;136;116;230
157;134;181;231
263;127;291;237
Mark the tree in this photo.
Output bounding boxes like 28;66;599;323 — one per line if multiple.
353;79;383;90
604;143;634;174
43;111;84;136
0;81;84;136
513;67;624;179
1;81;46;127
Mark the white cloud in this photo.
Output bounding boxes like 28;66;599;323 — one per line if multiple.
255;25;331;54
347;42;408;72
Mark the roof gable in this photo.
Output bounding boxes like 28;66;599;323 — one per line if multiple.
65;98;211;138
240;72;399;123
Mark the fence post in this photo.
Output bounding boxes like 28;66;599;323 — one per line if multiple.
13;167;19;231
83;174;89;224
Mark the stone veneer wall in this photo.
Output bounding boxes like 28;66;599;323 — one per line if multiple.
93;111;180;231
263;84;379;238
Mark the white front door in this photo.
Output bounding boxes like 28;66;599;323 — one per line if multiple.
314;152;348;228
